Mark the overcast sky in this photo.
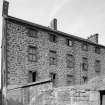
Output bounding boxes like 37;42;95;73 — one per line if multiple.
0;0;105;88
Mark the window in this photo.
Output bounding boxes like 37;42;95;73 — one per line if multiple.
82;57;88;71
95;60;101;73
28;28;38;38
49;72;56;85
66;74;74;85
95;46;100;54
29;71;37;82
49;34;57;42
82;76;88;83
49;50;57;65
66;39;73;46
82;43;88;51
28;46;38;62
66;54;74;68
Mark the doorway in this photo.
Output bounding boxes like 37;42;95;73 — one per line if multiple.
100;90;105;105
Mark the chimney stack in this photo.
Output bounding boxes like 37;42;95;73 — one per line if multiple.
2;1;9;17
50;18;57;30
87;33;99;43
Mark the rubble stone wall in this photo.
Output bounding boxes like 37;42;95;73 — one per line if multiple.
7;85;100;105
7;88;23;105
6;20;105;87
7;81;52;105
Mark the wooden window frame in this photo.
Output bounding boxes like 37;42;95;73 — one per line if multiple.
49;50;57;65
28;46;38;62
66;54;74;68
49;34;57;43
82;57;88;71
29;71;37;82
66;39;73;47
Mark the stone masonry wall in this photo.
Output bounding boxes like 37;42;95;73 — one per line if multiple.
6;20;105;87
7;85;100;105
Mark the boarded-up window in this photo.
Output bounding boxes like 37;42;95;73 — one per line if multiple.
49;50;57;65
95;60;101;73
66;74;74;85
66;54;74;68
82;57;88;71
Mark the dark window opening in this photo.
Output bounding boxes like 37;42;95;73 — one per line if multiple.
29;71;37;82
50;72;56;80
82;76;88;83
49;72;56;85
100;91;105;105
66;39;73;47
32;72;36;82
49;34;57;42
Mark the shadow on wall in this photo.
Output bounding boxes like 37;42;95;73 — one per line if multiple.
7;98;23;105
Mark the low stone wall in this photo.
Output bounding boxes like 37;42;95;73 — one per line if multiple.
7;80;52;105
55;87;100;105
7;88;23;105
7;83;100;105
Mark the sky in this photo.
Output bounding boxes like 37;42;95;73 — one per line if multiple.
0;0;105;88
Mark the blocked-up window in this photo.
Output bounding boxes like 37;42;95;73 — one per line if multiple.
49;50;57;65
66;39;73;47
66;54;74;68
28;46;38;62
82;57;88;71
28;28;38;38
95;60;101;73
49;34;57;42
66;74;74;85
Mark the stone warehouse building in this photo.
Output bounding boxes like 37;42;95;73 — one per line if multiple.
2;15;105;88
2;1;105;92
